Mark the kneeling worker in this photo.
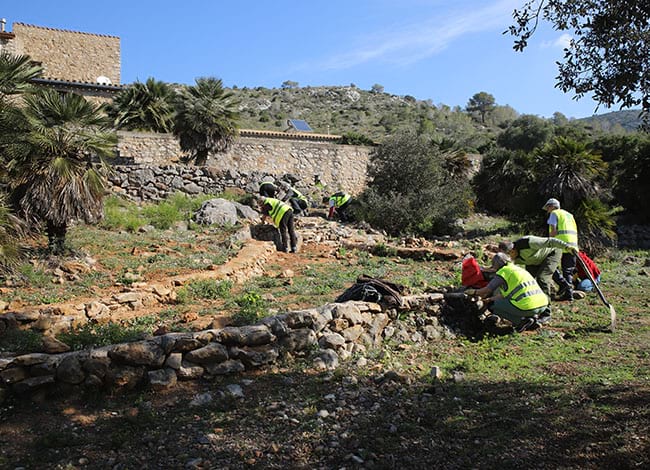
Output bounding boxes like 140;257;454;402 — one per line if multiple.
465;253;550;332
259;197;298;253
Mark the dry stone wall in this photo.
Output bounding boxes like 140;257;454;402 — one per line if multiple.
0;295;457;402
115;131;371;196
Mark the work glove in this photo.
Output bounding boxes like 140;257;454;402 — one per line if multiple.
464;288;477;296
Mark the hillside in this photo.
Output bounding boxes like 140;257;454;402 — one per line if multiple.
229;85;501;150
578;109;644;132
230;85;645;146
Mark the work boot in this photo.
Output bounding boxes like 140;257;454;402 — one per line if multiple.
558;288;574;301
517;317;538;332
573;290;586;300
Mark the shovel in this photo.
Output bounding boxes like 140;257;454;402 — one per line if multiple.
575;253;616;332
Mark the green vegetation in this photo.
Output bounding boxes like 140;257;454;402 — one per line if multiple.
357;131;472;237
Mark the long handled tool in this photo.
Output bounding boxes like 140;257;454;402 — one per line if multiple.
575;253;616;332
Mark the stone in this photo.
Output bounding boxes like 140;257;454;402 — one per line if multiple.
106;365;146;390
224;384;244;398
177;361;204;380
108;341;166;367
217;325;275;346
185;342;229;364
113;292;141;304
332;303;365;325
41;335;71;354
285;310;315;329
340;325;364;342
189;392;213;407
193;198;239;226
82;358;110;379
233;345;279;368
279;328;317;352
10;353;50;367
56;356;86;384
313;349;339;370
165;352;183;370
318;333;346;350
172;336;203;352
148;368;177;390
204;359;245;375
330;318;350;332
1;367;28;384
85;301;110;319
12;375;55;394
368;313;390;345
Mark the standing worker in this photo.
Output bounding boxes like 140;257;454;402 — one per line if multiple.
324;192;352;222
499;235;577;300
543;198;578;301
465;253;551;332
259;197;298;253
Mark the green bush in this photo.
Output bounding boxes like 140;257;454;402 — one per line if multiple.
357;132;472;237
0;328;43;354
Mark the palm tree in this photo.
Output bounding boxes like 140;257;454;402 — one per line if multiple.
105;77;175;132
536;137;608;208
173;77;239;164
7;89;116;254
0;52;42;99
0;192;28;272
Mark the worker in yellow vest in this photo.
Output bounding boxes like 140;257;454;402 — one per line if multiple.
323;192;352;222
259;197;298;253
465;253;551;332
543;198;578;301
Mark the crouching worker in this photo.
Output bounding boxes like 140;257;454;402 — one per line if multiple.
323;192;352;222
259;197;298;253
465;253;551;332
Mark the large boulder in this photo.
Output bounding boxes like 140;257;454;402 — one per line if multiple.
193;198;240;226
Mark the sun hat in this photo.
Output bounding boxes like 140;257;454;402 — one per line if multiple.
542;198;560;210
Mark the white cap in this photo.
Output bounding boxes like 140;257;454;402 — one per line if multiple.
542;198;560;210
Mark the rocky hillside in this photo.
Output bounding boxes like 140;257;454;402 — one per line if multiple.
229;85;500;150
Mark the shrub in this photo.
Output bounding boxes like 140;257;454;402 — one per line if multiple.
232;290;267;325
357;132;472;237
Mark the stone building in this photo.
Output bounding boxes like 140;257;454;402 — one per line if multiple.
0;18;122;102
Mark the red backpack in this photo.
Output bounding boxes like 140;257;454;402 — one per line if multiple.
462;256;488;288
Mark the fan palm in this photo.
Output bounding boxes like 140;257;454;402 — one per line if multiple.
0;192;28;272
173;77;239;164
7;89;116;254
0;52;42;100
105;77;175;132
536;137;608;208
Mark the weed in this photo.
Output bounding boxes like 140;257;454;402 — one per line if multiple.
57;322;148;350
373;242;398;257
0;328;43;354
232;290;267;325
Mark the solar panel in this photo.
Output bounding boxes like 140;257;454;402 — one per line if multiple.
287;119;313;132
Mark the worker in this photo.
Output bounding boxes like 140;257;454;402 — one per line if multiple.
543;198;578;301
259;181;278;198
498;235;577;301
323;192;352;222
259;197;298;253
282;184;310;216
465;253;551;332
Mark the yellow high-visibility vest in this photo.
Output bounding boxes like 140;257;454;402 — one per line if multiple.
550;208;578;251
497;264;548;311
265;198;291;227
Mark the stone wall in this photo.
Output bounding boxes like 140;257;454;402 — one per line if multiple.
11;22;120;84
0;294;455;401
115;131;372;195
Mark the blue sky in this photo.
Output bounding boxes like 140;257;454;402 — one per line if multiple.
2;0;612;118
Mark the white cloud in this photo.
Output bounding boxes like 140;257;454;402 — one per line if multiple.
297;0;520;71
541;33;573;49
